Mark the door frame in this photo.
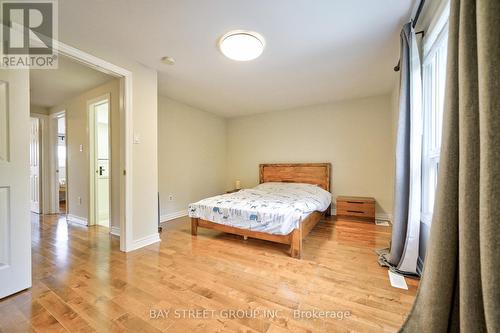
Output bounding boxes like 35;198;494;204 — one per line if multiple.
87;94;111;228
29;117;41;214
30;113;50;214
56;42;133;252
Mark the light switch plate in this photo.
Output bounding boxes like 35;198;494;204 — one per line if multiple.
133;133;141;144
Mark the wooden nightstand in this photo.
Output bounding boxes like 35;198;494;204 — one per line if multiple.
336;196;375;222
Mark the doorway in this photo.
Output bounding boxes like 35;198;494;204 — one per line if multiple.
0;44;135;301
89;96;111;228
56;113;67;214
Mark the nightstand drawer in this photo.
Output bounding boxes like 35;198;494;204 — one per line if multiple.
336;207;374;218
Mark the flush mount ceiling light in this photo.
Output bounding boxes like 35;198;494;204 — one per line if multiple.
160;56;175;65
218;30;265;61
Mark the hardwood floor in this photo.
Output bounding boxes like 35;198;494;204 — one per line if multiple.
0;213;418;332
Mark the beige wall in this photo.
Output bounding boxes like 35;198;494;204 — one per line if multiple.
50;79;120;229
158;96;226;218
226;95;395;215
129;63;159;241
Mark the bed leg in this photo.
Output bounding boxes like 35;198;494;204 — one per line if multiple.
290;228;303;259
325;204;332;217
191;218;198;236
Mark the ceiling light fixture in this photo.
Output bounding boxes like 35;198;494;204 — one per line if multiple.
218;30;265;61
161;56;175;65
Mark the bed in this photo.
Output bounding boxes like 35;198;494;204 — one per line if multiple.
189;163;332;258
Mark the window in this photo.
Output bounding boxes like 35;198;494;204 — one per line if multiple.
421;14;449;225
57;144;66;166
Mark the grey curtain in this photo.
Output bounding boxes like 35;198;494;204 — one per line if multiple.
400;0;500;331
378;22;421;276
388;23;412;268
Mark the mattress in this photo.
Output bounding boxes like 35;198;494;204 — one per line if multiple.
188;182;332;235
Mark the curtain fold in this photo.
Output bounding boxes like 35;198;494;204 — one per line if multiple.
378;22;421;276
400;0;500;331
398;19;422;274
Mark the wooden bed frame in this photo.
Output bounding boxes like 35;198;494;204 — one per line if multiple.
191;163;331;258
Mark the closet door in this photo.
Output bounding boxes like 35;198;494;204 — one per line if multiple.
0;70;32;299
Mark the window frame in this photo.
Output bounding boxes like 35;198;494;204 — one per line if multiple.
420;7;449;226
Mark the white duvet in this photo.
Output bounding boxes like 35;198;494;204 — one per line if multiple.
188;182;332;235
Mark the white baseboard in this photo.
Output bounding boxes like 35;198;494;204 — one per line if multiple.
67;214;88;226
110;226;120;236
375;213;392;223
129;233;161;251
160;210;187;223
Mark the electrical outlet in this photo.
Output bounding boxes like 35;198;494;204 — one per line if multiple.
168;194;174;201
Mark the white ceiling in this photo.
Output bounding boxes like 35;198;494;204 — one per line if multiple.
30;56;113;108
57;0;413;117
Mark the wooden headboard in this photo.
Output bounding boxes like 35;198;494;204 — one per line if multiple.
259;163;331;192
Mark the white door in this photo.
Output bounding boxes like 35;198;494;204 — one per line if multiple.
55;114;66;214
0;70;32;299
89;98;110;227
29;117;40;213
